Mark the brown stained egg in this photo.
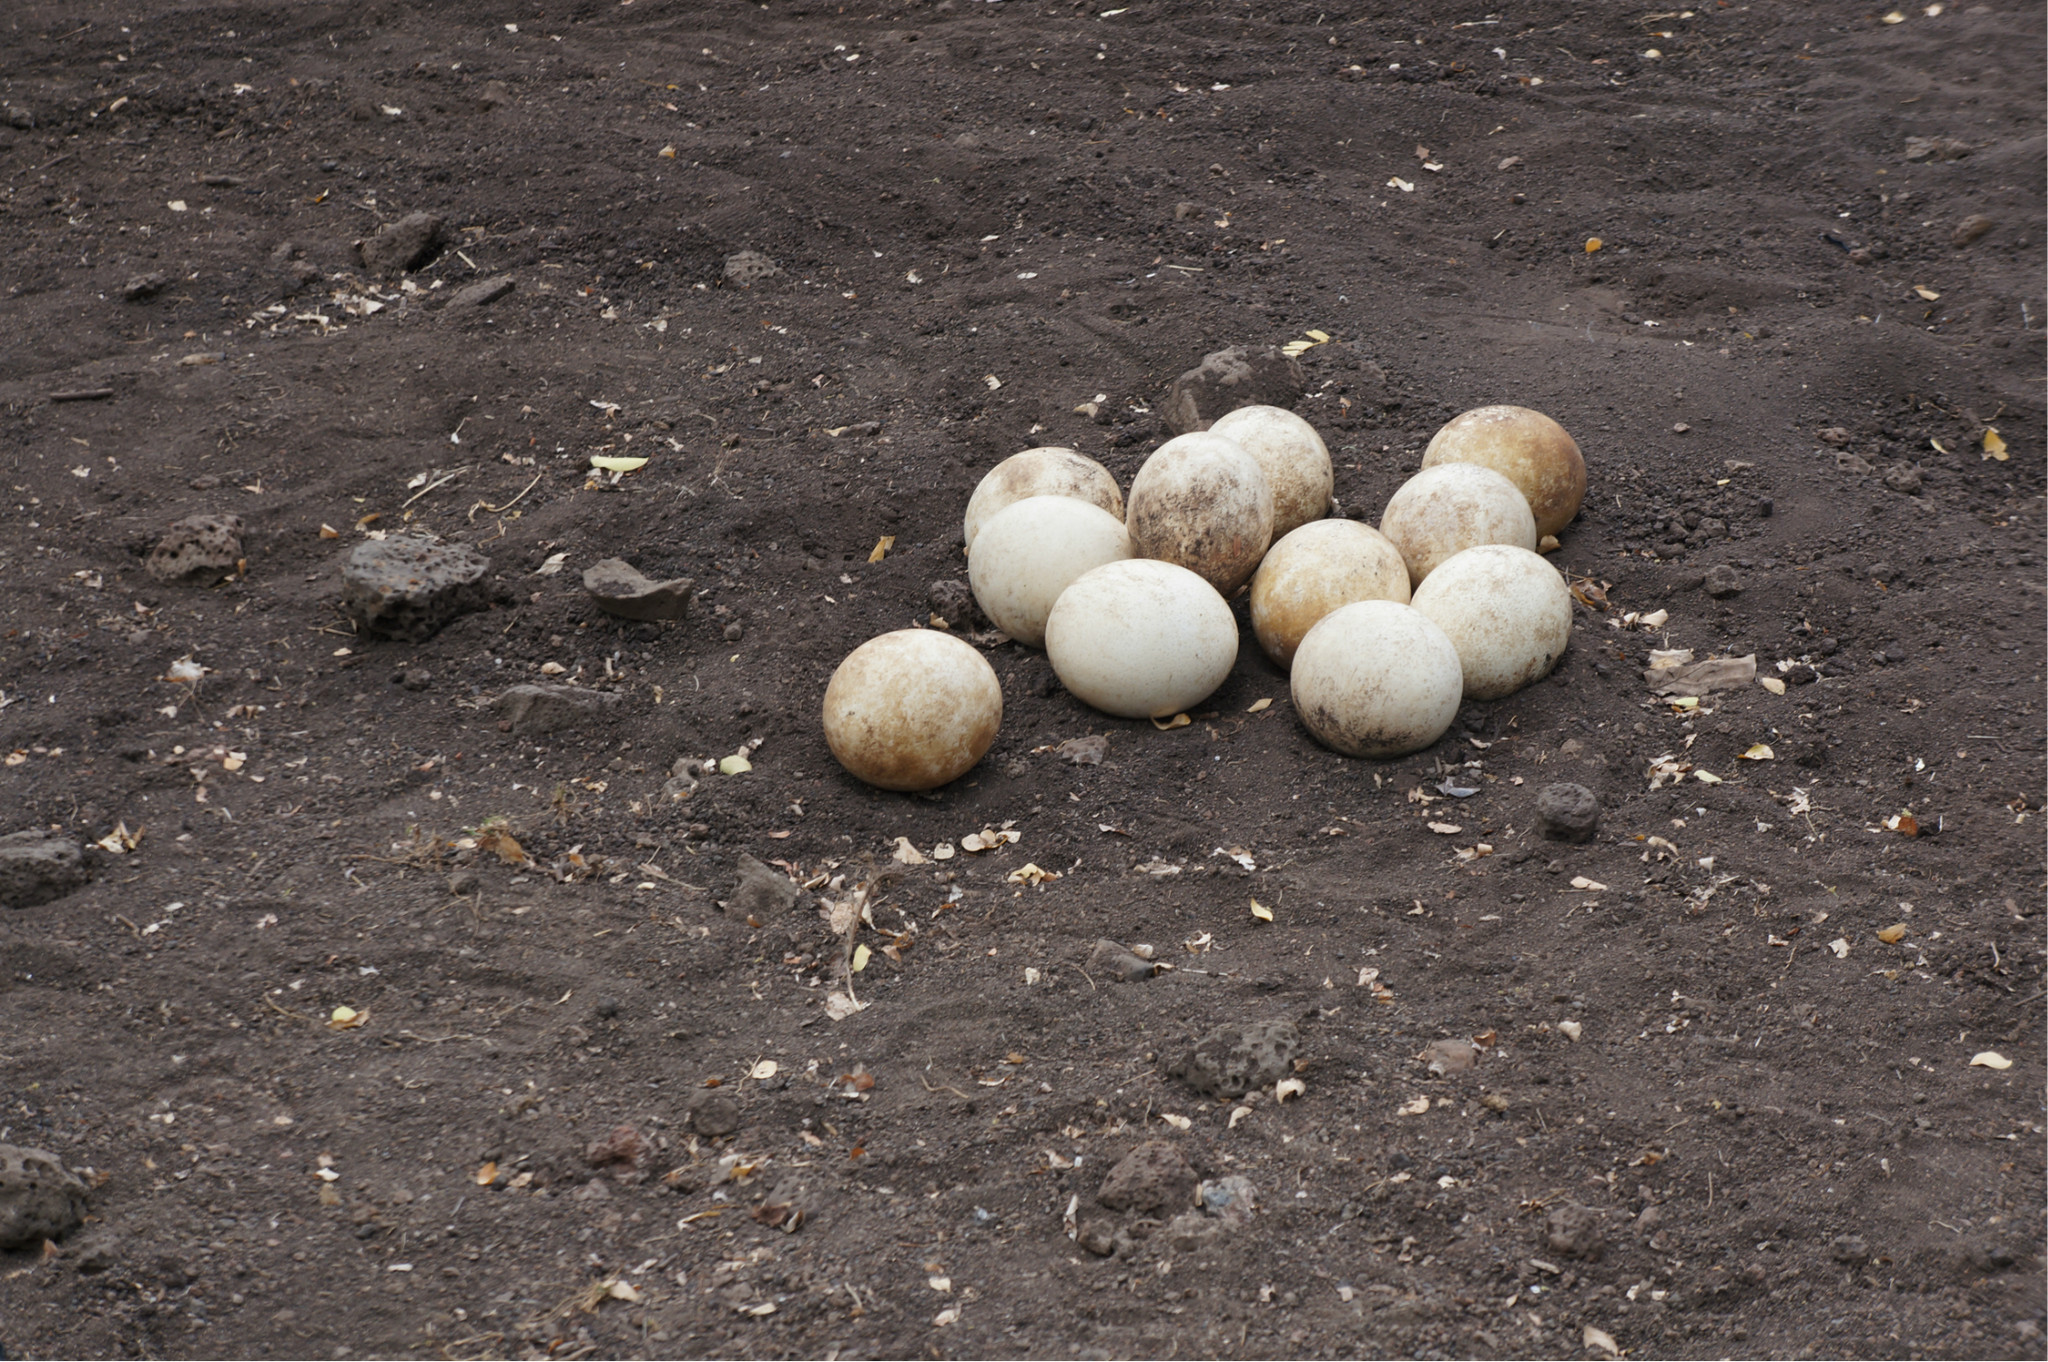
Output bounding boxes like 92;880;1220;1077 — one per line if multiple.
1208;404;1333;540
1378;463;1537;587
822;629;1002;791
962;447;1124;551
1421;405;1586;539
1249;519;1411;670
1124;432;1274;594
1289;600;1463;759
1409;544;1572;700
967;495;1133;648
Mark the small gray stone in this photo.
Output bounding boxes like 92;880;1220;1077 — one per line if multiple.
723;250;780;286
729;853;800;921
489;684;620;735
145;513;244;583
444;275;515;310
1077;1218;1120;1256
1882;462;1923;495
0;1144;87;1249
928;579;984;631
1535;782;1600;843
1421;1038;1478;1075
1703;564;1745;598
1160;345;1306;436
1097;1140;1197;1214
1830;1234;1871;1263
1951;213;1995;247
1164;1210;1221;1250
1087;939;1155;982
1865;561;1898;583
446;869;480;896
341;534;492;642
358;211;446;277
1544;1203;1606;1259
689;1093;740;1138
120;272;167;302
1170;1019;1299;1099
0;832;92;909
1198;1175;1257;1223
1834;451;1873;475
582;558;693;622
722;622;744;642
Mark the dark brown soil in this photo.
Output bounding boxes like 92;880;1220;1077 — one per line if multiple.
1;1;2043;1358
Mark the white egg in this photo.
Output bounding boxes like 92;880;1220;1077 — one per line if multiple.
1249;519;1411;670
962;447;1123;551
1208;405;1333;540
968;495;1133;648
1124;432;1273;594
1409;544;1573;700
1044;559;1238;719
823;629;1002;791
1422;405;1586;539
1378;462;1537;587
1289;600;1463;758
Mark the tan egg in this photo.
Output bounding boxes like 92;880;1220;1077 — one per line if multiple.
1289;600;1463;759
1409;544;1572;700
962;447;1123;551
823;629;1002;791
1378;463;1537;587
1124;432;1274;594
1249;519;1411;670
1208;405;1333;540
1422;405;1586;539
1044;559;1238;719
968;495;1133;648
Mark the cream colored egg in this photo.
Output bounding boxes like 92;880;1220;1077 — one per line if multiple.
968;495;1133;648
1289;600;1463;759
823;629;1002;791
1422;405;1586;539
1378;463;1537;587
1409;544;1572;700
1249;519;1411;670
962;447;1124;551
1043;559;1238;719
1124;432;1274;594
1208;405;1333;540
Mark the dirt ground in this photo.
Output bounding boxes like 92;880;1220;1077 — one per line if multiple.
0;1;2043;1358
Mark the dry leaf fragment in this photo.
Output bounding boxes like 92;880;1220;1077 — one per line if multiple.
930;842;956;861
1882;8;1906;20
1740;744;1776;761
1912;285;1940;301
535;552;568;576
1250;899;1274;922
1006;863;1059;886
1427;821;1464;835
1569;876;1608;891
589;455;649;473
1693;770;1723;785
1969;1051;2013;1070
1829;937;1851;958
328;1006;365;1030
1160;1112;1193;1131
1584;1325;1621;1358
1397;1096;1431;1116
1759;676;1787;695
823;991;867;1020
850;944;871;973
1982;427;2008;461
1877;923;1909;944
868;535;895;563
749;1060;779;1080
1558;1019;1584;1041
608;1280;642;1303
891;836;928;866
1246;697;1273;713
1150;712;1191;730
1275;1077;1305;1103
1387;176;1415;192
319;523;340;538
475;1162;498;1186
1584;237;1603;253
719;753;753;776
1883;811;1920;836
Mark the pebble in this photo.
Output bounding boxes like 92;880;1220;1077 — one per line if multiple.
1160;344;1306;436
341;534;492;642
0;831;92;909
443;275;516;311
1087;938;1155;982
1703;563;1745;598
1097;1140;1197;1214
1534;783;1601;844
489;683;620;735
1829;1233;1871;1263
722;250;781;286
445;869;480;896
0;1144;87;1249
728;853;801;921
1421;1039;1477;1075
689;1093;741;1138
1170;1019;1299;1098
119;272;167;302
582;558;693;622
1882;462;1923;495
723;622;745;642
1951;213;1995;247
358;211;446;277
928;579;985;631
145;513;244;583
